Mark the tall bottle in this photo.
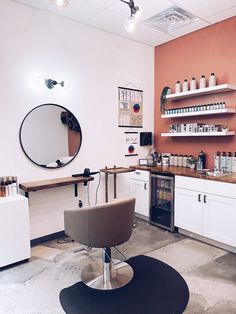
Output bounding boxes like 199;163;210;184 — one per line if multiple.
0;177;6;197
209;73;216;87
12;176;18;195
182;79;189;92
199;75;206;89
226;152;232;172
190;77;197;91
214;151;220;171
175;81;181;93
197;150;206;170
220;152;226;172
232;152;236;173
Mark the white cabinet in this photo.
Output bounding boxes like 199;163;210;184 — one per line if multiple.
203;194;236;247
175;188;203;234
175;176;236;248
0;195;31;268
129;170;150;219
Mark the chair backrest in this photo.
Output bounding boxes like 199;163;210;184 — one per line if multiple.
64;197;135;248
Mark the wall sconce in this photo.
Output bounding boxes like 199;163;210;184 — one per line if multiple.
45;79;64;89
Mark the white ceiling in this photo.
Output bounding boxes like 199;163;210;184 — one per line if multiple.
14;0;236;46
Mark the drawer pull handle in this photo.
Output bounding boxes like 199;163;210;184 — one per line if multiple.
135;171;141;175
198;194;201;202
144;183;147;190
204;195;207;203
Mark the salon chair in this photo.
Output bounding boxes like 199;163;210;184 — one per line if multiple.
64;197;135;290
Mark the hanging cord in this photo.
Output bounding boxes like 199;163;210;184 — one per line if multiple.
87;172;101;206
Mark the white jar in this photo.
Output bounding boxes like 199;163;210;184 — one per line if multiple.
175;81;181;93
209;73;216;87
182;79;188;92
199;75;206;89
190;77;196;91
232;152;236;173
162;155;169;166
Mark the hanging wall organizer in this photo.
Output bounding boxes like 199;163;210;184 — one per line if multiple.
118;86;143;128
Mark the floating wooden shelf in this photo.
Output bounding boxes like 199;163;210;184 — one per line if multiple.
161;108;236;118
19;176;94;198
161;131;235;137
166;84;236;100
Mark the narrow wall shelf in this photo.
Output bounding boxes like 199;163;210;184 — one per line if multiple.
161;131;235;137
166;84;236;100
161;108;236;118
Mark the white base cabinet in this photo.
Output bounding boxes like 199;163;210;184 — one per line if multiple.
0;195;31;268
129;170;150;218
175;176;236;248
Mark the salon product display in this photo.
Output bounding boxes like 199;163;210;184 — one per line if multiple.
214;151;236;172
174;73;217;94
169;123;229;134
164;101;226;115
164;153;196;168
0;176;18;197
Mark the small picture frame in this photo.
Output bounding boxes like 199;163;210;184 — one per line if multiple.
139;159;148;166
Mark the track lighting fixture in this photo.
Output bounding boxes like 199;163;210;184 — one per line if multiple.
120;0;141;33
45;79;64;89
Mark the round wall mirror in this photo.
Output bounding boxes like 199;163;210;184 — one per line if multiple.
19;104;82;168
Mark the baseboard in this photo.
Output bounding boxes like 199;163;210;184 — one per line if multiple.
178;228;236;253
30;230;66;247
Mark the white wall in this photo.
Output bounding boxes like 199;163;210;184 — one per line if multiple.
0;0;154;239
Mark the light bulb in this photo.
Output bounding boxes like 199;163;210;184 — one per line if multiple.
54;0;69;7
134;5;142;19
125;16;137;33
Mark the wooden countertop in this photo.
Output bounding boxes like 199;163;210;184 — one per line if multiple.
129;165;236;184
19;176;94;192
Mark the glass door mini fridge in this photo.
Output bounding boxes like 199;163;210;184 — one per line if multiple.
150;173;175;232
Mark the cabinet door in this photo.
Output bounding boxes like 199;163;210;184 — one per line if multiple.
175;188;203;234
129;179;150;217
203;194;236;247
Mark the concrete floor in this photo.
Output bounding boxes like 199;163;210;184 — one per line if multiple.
0;219;235;313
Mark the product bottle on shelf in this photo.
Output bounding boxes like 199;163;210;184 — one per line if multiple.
190;77;197;91
232;152;236;173
182;79;189;92
214;151;221;171
226;152;232;172
175;81;181;93
220;152;226;172
199;75;206;89
0;177;6;197
12;176;18;195
209;73;216;87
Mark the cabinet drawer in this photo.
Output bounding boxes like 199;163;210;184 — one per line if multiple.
175;175;236;199
130;170;150;181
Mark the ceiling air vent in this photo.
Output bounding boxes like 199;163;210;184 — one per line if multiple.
144;6;199;34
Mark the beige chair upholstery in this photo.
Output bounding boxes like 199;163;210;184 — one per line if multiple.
64;197;135;290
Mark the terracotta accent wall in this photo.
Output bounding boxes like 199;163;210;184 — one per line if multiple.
154;17;236;168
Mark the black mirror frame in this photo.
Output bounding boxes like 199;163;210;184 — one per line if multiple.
19;103;82;169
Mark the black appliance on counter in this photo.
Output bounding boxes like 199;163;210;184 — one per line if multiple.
150;172;175;232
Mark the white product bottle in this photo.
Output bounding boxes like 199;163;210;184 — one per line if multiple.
199;75;206;89
209;73;216;87
220;152;226;171
173;154;178;166
183;155;188;167
182;79;188;92
225;152;232;172
190;77;196;91
214;151;220;171
232;152;236;173
175;81;181;93
169;154;174;166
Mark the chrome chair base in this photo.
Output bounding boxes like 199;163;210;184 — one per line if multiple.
81;261;134;290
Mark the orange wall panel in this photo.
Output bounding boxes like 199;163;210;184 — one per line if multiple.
154;17;236;168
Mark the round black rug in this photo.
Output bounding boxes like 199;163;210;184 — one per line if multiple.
59;255;189;314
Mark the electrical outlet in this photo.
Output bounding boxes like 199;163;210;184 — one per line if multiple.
78;200;83;208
